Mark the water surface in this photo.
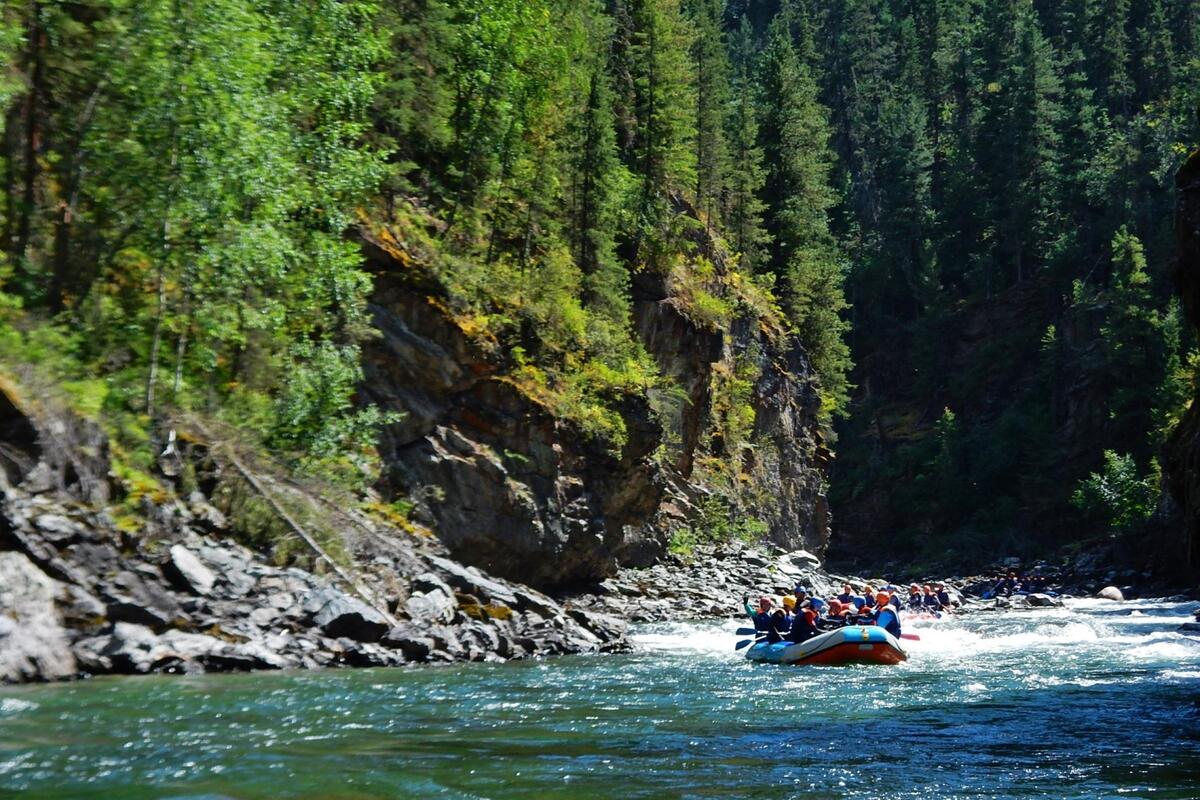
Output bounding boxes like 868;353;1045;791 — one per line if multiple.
2;598;1199;798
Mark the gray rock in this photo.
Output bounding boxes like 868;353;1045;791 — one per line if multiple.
304;587;389;642
427;555;518;607
382;626;435;661
32;513;81;545
566;607;627;644
1096;586;1125;601
164;545;216;595
1179;622;1200;635
0;552;76;682
779;550;822;570
1025;593;1063;608
404;583;456;625
101;570;183;628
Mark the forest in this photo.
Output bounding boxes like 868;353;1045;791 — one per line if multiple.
1;0;1197;571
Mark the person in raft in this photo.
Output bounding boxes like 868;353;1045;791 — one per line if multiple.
788;597;820;643
777;595;797;631
743;594;783;643
871;591;903;638
836;583;857;605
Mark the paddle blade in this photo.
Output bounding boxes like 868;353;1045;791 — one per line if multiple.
900;633;921;641
735;627;758;636
735;638;755;650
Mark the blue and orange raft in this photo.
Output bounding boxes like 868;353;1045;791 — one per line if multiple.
745;625;907;666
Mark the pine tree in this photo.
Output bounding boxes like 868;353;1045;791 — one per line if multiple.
758;15;851;418
723;15;768;274
572;66;630;322
627;0;697;266
688;0;730;236
1087;0;1133;119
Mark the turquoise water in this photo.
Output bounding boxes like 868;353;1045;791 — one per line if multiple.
2;598;1199;799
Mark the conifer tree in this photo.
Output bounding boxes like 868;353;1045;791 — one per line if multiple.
723;15;768;274
758;16;850;418
572;66;630;323
629;0;697;259
688;0;730;235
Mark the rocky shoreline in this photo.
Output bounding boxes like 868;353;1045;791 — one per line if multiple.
0;387;628;685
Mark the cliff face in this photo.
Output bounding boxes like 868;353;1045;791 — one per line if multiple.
360;232;666;591
360;222;832;590
1162;151;1200;576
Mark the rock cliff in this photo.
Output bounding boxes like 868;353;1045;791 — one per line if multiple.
359;218;832;591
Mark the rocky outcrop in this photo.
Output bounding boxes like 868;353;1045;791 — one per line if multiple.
359;225;833;589
359;231;664;590
0;385;627;684
631;270;831;556
1163;149;1200;579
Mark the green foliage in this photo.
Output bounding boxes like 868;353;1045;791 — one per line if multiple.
1071;450;1159;533
670;493;767;556
0;0;388;480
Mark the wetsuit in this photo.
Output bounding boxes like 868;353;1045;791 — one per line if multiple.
936;589;951;608
922;593;942;612
907;593;923;611
836;592;854;605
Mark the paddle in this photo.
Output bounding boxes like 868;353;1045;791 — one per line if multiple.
900;633;921;641
735;638;757;650
735;627;759;636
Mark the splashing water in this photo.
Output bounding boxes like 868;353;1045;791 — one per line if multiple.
1;599;1198;798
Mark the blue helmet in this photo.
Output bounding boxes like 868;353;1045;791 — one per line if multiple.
810;598;826;611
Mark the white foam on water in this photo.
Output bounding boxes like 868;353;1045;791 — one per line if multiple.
1161;668;1200;680
632;622;739;657
0;698;36;716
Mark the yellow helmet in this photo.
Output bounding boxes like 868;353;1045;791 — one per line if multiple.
782;595;797;609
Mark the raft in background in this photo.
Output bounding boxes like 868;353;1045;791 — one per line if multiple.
745;626;907;666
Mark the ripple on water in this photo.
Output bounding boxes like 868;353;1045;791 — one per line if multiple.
0;599;1198;799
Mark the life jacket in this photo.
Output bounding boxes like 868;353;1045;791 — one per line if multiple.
788;608;819;643
875;606;902;638
936;590;951;607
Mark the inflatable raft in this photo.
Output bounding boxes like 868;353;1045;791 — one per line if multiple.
745;625;907;666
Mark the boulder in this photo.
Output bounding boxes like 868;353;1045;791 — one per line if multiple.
100;570;183;628
382;625;435;661
404;574;457;625
1025;593;1063;608
780;550;822;570
0;552;76;682
1096;586;1125;601
1178;622;1200;635
304;587;389;642
566;607;627;644
427;555;518;607
164;545;216;596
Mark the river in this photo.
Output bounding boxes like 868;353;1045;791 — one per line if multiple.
1;598;1198;799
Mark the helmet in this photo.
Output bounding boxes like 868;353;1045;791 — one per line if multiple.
810;598;826;611
758;596;773;610
782;595;797;609
875;592;890;605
